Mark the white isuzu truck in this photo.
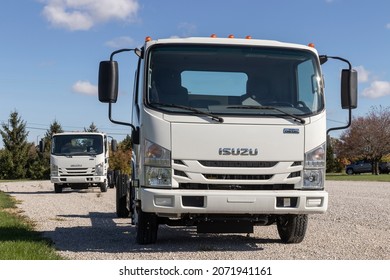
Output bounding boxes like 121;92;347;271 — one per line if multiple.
98;35;357;244
49;132;110;193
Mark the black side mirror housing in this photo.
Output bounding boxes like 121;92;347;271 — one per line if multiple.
39;139;45;153
341;69;358;109
111;139;118;152
98;61;119;103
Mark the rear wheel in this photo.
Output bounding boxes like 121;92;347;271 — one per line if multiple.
346;168;354;175
116;175;130;218
277;214;308;244
136;209;158;245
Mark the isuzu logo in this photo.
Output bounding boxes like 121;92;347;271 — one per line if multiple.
218;148;258;156
283;128;300;134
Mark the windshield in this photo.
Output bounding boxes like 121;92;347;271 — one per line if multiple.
146;44;323;117
51;134;103;156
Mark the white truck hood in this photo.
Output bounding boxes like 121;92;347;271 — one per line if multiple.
51;156;99;167
171;122;304;161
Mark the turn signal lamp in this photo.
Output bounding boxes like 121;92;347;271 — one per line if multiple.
145;36;152;42
228;34;234;38
308;43;315;48
245;35;252;39
210;34;217;38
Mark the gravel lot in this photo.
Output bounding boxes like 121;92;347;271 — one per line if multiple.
0;180;389;260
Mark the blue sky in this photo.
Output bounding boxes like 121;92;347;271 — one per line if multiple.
1;0;390;146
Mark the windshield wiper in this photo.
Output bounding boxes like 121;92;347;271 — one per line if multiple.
151;102;224;123
227;105;305;124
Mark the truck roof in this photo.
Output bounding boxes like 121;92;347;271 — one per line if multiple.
52;132;106;137
145;36;318;54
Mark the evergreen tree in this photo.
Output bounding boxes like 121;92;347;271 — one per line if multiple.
37;120;64;179
84;122;99;132
43;119;63;152
0;111;30;179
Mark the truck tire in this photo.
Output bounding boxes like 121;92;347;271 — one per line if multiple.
54;184;62;193
346;168;354;175
136;210;158;245
277;214;308;244
99;182;108;192
116;175;130;218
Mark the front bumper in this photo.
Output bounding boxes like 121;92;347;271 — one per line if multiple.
51;176;106;184
140;188;328;215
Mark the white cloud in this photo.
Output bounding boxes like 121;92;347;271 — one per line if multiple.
354;65;370;83
386;23;390;29
41;0;139;31
362;80;390;99
177;22;197;37
72;80;97;96
105;36;135;48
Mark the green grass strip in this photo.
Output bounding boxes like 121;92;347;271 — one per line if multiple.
0;191;63;260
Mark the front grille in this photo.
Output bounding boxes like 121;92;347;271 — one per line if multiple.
203;174;272;180
199;161;277;168
59;167;94;176
179;183;294;190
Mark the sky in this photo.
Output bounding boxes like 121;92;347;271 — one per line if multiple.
1;0;390;147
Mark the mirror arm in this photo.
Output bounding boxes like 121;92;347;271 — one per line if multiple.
108;102;136;130
324;55;354;136
110;48;134;61
105;48;138;136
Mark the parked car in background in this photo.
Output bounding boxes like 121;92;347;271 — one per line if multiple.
379;162;390;174
345;161;372;175
345;160;390;175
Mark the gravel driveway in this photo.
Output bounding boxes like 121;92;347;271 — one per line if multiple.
0;180;389;260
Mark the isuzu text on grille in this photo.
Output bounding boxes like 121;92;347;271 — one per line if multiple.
218;148;259;156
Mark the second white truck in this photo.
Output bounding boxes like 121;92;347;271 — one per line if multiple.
49;132;110;193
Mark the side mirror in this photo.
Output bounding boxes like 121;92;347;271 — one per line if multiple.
39;139;45;153
341;69;358;109
98;61;119;103
111;139;118;152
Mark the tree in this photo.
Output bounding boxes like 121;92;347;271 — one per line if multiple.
43;119;63;152
0;110;31;179
327;137;343;173
109;135;132;175
84;122;99;132
337;106;390;174
30;120;64;180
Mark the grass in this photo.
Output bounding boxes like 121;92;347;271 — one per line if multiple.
0;191;63;260
326;173;390;182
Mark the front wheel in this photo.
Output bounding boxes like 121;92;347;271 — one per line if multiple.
54;183;62;193
277;214;308;244
136;209;158;245
99;182;108;192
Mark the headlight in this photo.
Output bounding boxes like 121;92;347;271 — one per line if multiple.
145;139;171;167
305;143;325;168
51;164;58;176
95;162;104;176
144;140;171;187
145;166;171;187
303;143;325;189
